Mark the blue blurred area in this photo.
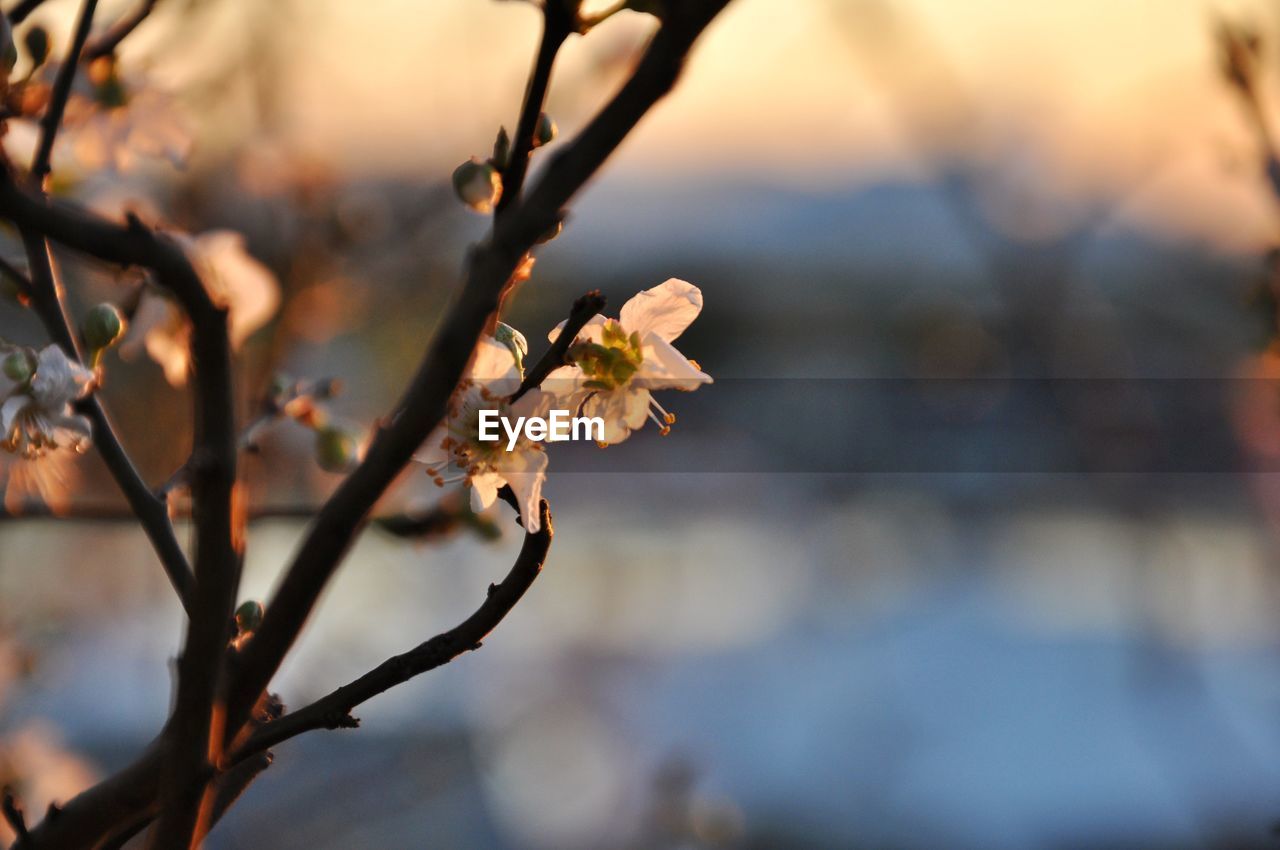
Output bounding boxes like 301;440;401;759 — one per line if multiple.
4;163;1280;849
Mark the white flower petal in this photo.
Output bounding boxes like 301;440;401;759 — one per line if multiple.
31;346;92;409
496;449;548;533
536;366;588;413
470;471;502;512
469;337;521;396
583;388;650;444
619;278;703;342
635;335;713;390
1;396;26;434
510;388;556;420
144;322;192;387
189;230;280;349
52;414;92;447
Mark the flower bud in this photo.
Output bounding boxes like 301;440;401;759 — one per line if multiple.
23;27;49;69
235;600;263;633
535;220;563;245
492;126;511;169
88;56;128;108
533;112;557;148
494;322;528;373
2;349;33;384
315;425;359;473
82;303;126;352
268;372;293;402
452;158;502;214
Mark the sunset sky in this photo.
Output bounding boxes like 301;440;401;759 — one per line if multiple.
70;0;1280;251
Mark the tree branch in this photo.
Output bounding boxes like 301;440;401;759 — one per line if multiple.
2;789;28;847
494;0;574;217
0;179;241;850
0;254;31;299
511;289;604;402
6;0;46;26
222;0;732;746
31;0;98;181
0;5;731;846
11;0;197;613
17;234;195;612
235;499;552;758
83;0;160;62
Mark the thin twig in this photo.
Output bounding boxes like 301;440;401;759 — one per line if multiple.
0;182;239;850
511;289;604;402
0;254;31;298
222;1;733;747
6;0;47;26
494;0;574;217
0;5;732;847
2;788;28;847
234;499;552;758
0;501;469;527
83;0;160;61
31;0;99;182
10;0;199;613
0;502;309;522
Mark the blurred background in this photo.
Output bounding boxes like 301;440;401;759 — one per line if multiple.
9;0;1280;847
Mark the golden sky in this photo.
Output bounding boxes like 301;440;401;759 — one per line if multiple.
85;0;1280;251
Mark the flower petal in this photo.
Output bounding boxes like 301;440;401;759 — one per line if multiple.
52;414;92;448
412;428;449;466
495;449;548;533
582;387;649;444
470;470;503;512
635;335;713;390
619;278;703;342
189;231;280;349
469;337;521;397
547;314;605;344
1;395;26;434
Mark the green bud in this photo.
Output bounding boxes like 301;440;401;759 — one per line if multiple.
89;56;128;108
494;322;528;374
23;27;48;68
268;373;294;405
492;126;511;169
235;600;263;633
315;425;358;473
533;112;557;148
2;349;33;383
452;158;502;214
82;303;126;352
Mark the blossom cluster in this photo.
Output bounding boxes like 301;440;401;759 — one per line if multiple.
0;39;712;534
415;278;712;532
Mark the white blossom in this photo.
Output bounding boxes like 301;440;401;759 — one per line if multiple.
415;337;553;532
123;230;280;385
547;277;712;444
0;346;94;458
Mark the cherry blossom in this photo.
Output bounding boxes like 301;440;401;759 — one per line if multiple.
415;337;553;532
548;277;711;444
